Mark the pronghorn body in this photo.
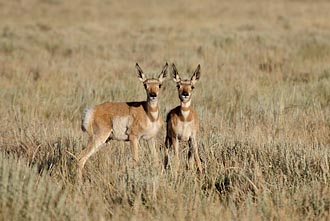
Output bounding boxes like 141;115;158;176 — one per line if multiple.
166;104;198;142
78;63;168;180
165;64;203;173
82;101;162;141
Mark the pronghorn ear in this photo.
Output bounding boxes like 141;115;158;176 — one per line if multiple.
135;63;146;82
191;64;201;85
172;63;181;83
158;62;168;83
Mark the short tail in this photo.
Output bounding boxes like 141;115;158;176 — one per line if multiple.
81;107;94;132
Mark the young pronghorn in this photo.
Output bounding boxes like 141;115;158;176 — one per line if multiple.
77;63;168;180
165;64;203;173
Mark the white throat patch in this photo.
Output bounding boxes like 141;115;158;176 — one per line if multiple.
150;110;159;120
181;99;191;108
181;109;190;119
149;100;158;109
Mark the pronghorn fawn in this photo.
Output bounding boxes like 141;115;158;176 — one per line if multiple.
165;64;203;174
77;63;168;180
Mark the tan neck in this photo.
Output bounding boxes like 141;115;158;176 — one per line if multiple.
147;100;159;121
180;99;192;120
180;99;191;111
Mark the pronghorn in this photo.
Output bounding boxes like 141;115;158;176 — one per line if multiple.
165;64;203;173
77;63;168;180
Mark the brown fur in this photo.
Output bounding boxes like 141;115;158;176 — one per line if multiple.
86;101;160;139
165;64;203;174
167;105;197;125
77;63;168;180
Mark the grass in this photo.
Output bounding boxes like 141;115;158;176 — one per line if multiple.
0;0;330;220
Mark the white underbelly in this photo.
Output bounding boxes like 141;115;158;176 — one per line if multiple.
111;116;131;140
141;120;161;140
175;120;194;141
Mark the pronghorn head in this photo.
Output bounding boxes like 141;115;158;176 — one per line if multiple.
136;62;168;102
172;64;201;102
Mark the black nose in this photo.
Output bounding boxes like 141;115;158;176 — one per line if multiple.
150;93;157;98
182;92;189;97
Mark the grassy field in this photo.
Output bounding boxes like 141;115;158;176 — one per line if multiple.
1;0;330;220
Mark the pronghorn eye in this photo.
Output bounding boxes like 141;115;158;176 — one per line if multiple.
177;85;180;89
159;84;162;88
191;85;195;89
144;84;147;89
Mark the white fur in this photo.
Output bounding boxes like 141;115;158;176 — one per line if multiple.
149;100;158;108
182;99;191;108
181;99;191;120
82;107;95;131
176;120;194;141
142;116;162;140
112;116;131;140
181;110;190;119
150;110;159;120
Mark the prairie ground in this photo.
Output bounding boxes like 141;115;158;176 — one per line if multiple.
0;0;330;220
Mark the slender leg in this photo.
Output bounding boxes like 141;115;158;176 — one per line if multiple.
164;135;172;170
189;137;203;173
172;137;180;179
129;135;139;163
165;134;172;149
148;137;159;166
188;138;195;170
77;135;108;181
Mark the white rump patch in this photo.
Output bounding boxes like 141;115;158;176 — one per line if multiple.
82;107;95;131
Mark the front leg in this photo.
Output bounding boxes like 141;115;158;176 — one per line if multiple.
172;136;180;179
164;134;172;170
148;137;159;166
129;135;139;163
188;136;203;173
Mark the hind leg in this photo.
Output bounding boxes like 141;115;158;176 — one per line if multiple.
77;132;111;181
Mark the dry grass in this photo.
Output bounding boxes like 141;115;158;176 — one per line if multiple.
0;0;330;220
